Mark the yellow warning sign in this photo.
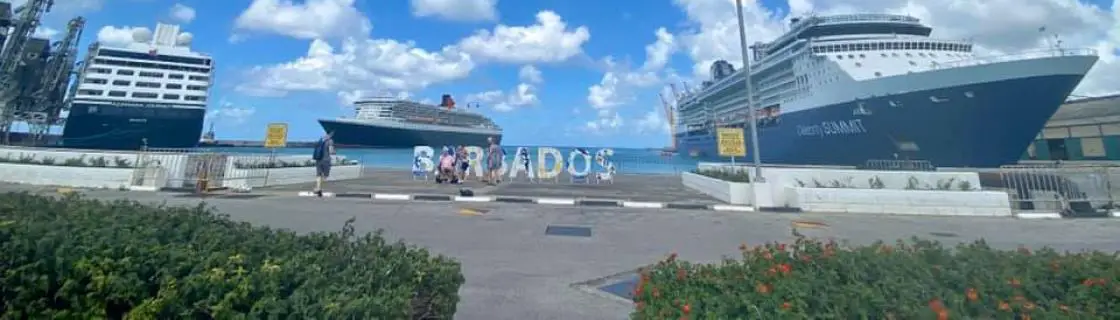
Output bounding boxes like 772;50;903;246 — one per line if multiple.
716;127;746;157
264;123;288;148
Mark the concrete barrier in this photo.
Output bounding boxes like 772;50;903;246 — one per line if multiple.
222;165;363;189
0;162;133;189
681;171;773;207
690;163;1011;216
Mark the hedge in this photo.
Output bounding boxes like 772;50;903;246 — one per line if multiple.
633;236;1120;319
0;192;464;319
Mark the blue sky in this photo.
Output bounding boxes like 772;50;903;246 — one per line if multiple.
30;0;1120;148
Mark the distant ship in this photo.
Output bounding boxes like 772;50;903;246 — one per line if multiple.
61;23;213;150
319;94;503;148
673;14;1098;168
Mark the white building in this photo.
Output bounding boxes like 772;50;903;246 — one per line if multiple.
71;23;213;109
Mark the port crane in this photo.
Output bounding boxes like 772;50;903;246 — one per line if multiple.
0;0;54;144
659;92;677;152
26;16;84;141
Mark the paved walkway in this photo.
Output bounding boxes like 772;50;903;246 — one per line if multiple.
4;184;1120;319
262;168;721;204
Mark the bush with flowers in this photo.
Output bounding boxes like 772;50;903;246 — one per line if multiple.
632;235;1120;319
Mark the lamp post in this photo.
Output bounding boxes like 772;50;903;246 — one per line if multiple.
735;0;764;211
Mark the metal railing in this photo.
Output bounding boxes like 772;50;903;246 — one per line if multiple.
860;159;936;171
990;164;1118;216
936;48;1097;69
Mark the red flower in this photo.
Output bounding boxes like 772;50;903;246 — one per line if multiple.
928;298;945;312
777;243;787;251
781;302;791;310
778;263;792;275
965;288;978;302
682;304;691;314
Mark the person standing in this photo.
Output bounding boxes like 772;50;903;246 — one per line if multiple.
312;131;335;197
484;136;503;185
455;145;469;182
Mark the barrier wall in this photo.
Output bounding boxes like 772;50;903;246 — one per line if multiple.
691;162;1012;216
0;147;361;190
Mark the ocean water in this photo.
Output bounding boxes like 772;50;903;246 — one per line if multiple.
210;146;698;175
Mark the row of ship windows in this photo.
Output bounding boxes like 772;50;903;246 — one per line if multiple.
85;68;210;82
76;89;207;102
97;49;213;66
82;78;207;91
834;52;966;60
92;58;210;74
812;41;972;53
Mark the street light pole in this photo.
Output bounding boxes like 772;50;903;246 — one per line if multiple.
735;0;764;211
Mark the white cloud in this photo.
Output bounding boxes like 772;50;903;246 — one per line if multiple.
33;27;58;39
233;0;372;41
410;0;498;22
237;38;474;97
169;3;196;24
519;65;543;83
240;10;593;102
96;26;148;46
635;106;671;134
458;11;591;64
466;83;539;112
673;0;1120;96
207;101;257;125
583;28;679;132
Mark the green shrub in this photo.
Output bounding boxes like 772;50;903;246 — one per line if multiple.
692;169;751;183
0;192;464;319
632;236;1120;319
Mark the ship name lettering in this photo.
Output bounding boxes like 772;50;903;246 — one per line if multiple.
797;119;867;137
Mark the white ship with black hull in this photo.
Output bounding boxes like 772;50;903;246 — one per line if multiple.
674;13;1099;167
319;95;502;148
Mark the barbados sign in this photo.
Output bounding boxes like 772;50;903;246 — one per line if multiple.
412;145;617;180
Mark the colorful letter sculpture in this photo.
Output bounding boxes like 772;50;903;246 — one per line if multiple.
412;145;615;183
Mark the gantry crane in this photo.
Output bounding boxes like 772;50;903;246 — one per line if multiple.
0;0;54;144
25;16;83;141
659;92;677;152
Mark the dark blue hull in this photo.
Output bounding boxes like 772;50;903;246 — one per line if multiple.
676;74;1084;168
319;119;501;148
61;103;205;150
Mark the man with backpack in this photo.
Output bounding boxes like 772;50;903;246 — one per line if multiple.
312;131;335;197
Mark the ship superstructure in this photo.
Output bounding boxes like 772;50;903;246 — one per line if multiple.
674;13;1098;167
319;94;503;148
61;23;214;150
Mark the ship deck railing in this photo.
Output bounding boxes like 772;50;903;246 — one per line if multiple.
934;47;1097;69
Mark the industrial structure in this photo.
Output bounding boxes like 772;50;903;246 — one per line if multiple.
0;0;85;144
1024;93;1120;161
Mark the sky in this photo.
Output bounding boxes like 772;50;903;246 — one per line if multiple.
21;0;1120;148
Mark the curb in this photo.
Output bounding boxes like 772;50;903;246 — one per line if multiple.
295;191;754;212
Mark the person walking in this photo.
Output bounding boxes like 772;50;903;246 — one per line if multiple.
484;136;503;185
455;145;469;182
312;131;335;197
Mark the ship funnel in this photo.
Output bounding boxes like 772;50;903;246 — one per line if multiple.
440;94;456;109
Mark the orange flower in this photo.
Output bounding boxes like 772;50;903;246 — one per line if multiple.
781;302;792;310
998;301;1011;311
767;267;778;277
778;263;792;275
928;298;945;312
936;310;949;320
965;288;978;302
682;304;691;314
1021;314;1032;320
756;283;771;294
1008;278;1021;287
1023;302;1036;310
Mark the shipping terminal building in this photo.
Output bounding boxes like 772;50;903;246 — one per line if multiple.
1025;94;1120;161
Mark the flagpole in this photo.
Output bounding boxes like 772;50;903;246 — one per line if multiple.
735;0;764;212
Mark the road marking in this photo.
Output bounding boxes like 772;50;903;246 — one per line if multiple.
711;204;754;212
621;201;664;208
454;196;494;202
373;193;411;200
536;198;576;205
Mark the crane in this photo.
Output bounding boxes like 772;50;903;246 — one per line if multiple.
25;16;84;141
0;0;54;144
659;92;677;152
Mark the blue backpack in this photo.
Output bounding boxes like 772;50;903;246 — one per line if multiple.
312;139;327;160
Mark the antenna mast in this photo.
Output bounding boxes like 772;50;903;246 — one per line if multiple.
659;92;677;151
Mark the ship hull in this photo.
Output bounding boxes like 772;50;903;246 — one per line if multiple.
61;103;205;150
676;72;1087;168
319;119;502;148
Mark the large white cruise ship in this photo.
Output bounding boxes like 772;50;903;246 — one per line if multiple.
61;23;214;150
318;94;503;148
675;14;1099;167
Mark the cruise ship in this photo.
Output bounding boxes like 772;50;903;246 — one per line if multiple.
61;23;213;150
675;14;1099;168
318;94;502;148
